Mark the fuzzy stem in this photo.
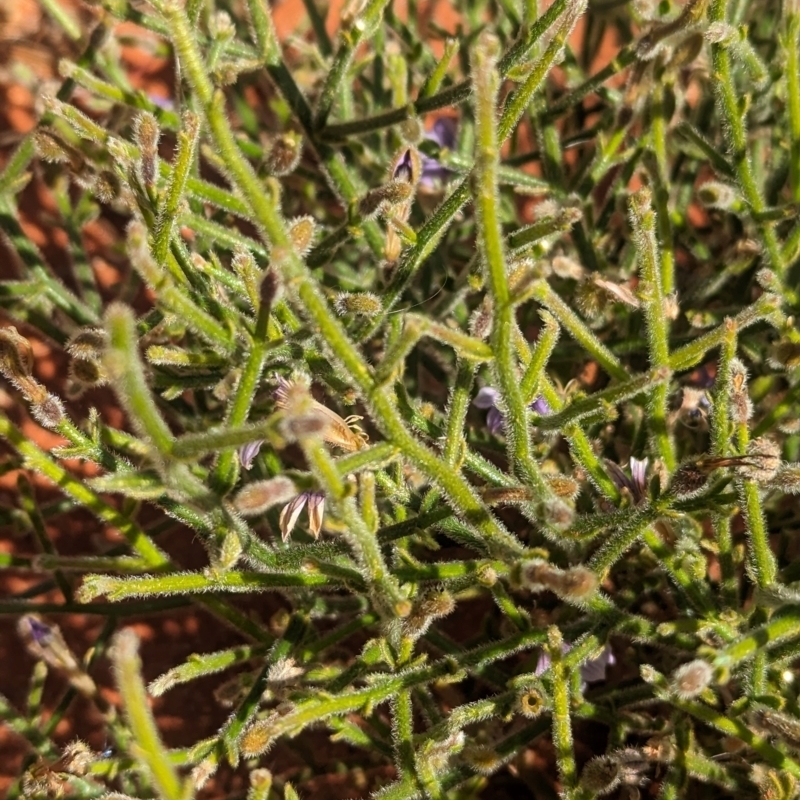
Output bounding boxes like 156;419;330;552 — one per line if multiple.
709;0;791;297
629;188;675;471
472;33;550;499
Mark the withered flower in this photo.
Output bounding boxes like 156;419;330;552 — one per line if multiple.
275;375;367;452
279;491;325;541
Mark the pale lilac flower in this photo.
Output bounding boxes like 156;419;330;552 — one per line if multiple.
531;395;552;415
239;440;264;470
535;642;615;690
420;117;457;188
605;457;649;504
473;387;552;436
279;491;325;541
473;387;505;436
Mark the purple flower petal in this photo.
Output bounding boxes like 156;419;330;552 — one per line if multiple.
393;149;414;182
239;440;264;470
27;617;52;646
531;395;552;415
420;118;458;188
473;387;500;409
429;117;458;149
580;646;616;683
534;642;615;686
486;407;505;436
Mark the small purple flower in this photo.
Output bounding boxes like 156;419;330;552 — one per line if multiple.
473;387;505;436
473;387;551;436
605;457;649;504
279;491;325;541
420;117;458;188
535;642;615;689
531;395;552;415
239;440;264;470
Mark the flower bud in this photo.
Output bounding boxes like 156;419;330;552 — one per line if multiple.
737;438;782;484
463;745;505;775
133;111;160;188
233;476;297;516
359;180;414;219
579;755;620;795
232;247;260;310
60;740;94;776
127;219;164;288
33;128;75;166
480;486;534;505
285;218;315;258
70;356;108;388
67;328;108;360
520;560;598;602
18;615;97;696
669;462;709;497
241;712;281;757
259;269;281;315
31;394;66;429
546;474;581;500
247;769;273;800
697;181;738;210
334;292;382;316
469;297;493;340
771;464;800;494
420;731;464;774
670;659;712;698
402;590;455;637
768;341;800;369
264;132;303;176
729;358;753;423
0;325;34;382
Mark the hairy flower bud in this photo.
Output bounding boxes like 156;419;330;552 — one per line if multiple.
264;132;303;176
670;659;712;698
31;394;66;429
334;292;382;316
67;328;108;360
520;560;598;602
468;297;493;340
729;357;753;423
579;755;621;795
133;112;160;188
233;477;297;516
737;438;782;483
358;180;414;218
0;325;34;382
697;181;739;210
18;615;96;696
463;745;506;775
286;215;316;256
